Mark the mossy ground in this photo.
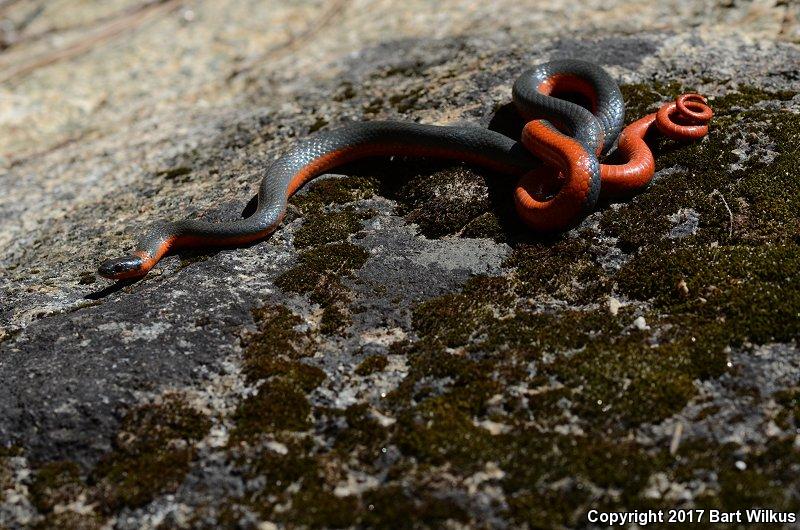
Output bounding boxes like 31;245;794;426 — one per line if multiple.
274;242;370;334
229;304;328;444
15;83;800;527
216;82;799;527
354;353;389;375
18;396;210;527
276;175;378;334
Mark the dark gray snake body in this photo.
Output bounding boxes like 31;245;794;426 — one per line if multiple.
99;59;627;279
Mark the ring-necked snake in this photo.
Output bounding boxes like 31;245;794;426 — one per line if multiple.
98;59;712;280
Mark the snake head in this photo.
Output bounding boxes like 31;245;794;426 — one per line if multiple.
98;254;147;280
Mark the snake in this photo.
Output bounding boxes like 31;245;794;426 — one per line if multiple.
98;59;712;280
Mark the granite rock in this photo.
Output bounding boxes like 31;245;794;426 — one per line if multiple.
1;1;799;528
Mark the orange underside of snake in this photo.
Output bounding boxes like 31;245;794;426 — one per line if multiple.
136;94;713;274
100;75;714;280
515;91;713;232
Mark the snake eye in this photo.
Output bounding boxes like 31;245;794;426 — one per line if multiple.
98;255;145;280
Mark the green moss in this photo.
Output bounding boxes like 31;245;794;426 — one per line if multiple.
542;331;698;427
230;379;313;441
28;465;104;528
319;304;349;335
233;433;372;528
275;242;369;334
460;211;506;242
605;86;799;249
618;243;800;344
504;238;610;303
481;307;625;354
239;439;467;529
394;399;499;472
243;304;315;382
91;397;210;512
620;82;687;125
32;512;105;530
360;485;468;529
233;437;321;520
212;503;253;529
673;437;800;512
591;86;800;420
29;461;84;513
504;435;661;527
393;341;502;412
293;206;372;248
411;276;514;347
378;165;493;238
332;404;389;461
505;484;590;529
355;354;389;375
411;292;495;347
274;242;369;296
409;281;710;428
412;274;630;357
711;86;797;111
246;356;326;391
0;446;21;458
774;387;800;430
281;486;360;528
235;304;326;441
243;438;318;497
733;110;800;242
406;265;705;427
289;175;378;213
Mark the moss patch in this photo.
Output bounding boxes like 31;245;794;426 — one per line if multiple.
242;304;315;382
618;243;800;344
504;237;609;303
21;397;210;521
90;397;210;512
290;175;378;213
293;206;374;249
29;461;85;513
286;173;380;331
360;485;469;529
0;446;21;458
279;174;378;334
774;387;800;430
672;437;800;513
230;379;314;441
410;275;515;348
275;242;369;334
235;302;328;443
28;461;105;529
460;211;507;242
355;354;389;376
377;164;498;238
394;399;499;471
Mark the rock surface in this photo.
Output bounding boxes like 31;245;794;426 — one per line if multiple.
1;0;800;528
